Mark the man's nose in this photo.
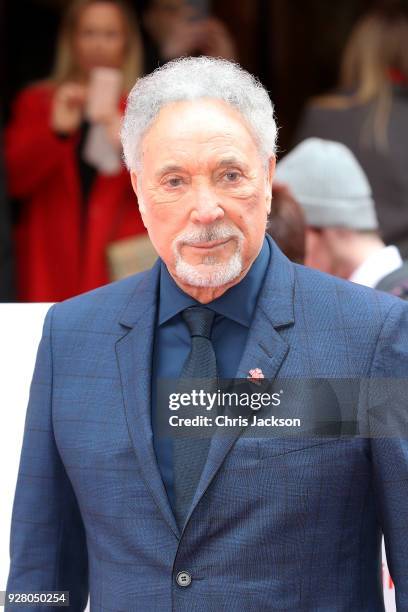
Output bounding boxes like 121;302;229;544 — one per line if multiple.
190;186;224;224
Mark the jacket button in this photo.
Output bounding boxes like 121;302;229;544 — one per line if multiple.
176;571;192;587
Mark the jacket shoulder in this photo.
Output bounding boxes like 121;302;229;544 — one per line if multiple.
51;269;153;333
292;263;400;321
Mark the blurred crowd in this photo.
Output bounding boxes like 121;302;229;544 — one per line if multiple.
1;0;408;302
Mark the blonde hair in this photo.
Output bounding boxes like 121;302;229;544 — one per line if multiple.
51;0;143;93
318;9;408;149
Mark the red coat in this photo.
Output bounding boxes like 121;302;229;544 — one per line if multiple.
5;83;146;302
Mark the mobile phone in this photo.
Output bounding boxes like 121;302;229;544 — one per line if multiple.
185;0;209;21
86;68;123;122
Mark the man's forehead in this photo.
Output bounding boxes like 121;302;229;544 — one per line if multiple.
138;99;262;174
142;115;258;164
143;99;255;142
144;132;250;158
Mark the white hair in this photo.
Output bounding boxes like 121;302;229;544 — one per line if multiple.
121;56;278;171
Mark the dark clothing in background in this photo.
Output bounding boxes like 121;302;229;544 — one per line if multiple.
376;260;408;301
58;121;97;236
295;86;408;257
76;121;97;232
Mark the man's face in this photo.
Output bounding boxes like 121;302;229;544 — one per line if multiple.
74;2;127;75
305;227;333;274
131;99;274;296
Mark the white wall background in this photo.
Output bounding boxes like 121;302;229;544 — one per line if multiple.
0;303;52;593
0;304;396;610
0;304;91;611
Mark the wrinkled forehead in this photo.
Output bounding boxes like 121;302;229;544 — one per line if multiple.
140;98;262;168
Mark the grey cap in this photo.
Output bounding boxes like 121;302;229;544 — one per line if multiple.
275;138;379;230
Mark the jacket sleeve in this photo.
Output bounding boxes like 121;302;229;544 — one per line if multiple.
5;87;74;199
368;300;408;611
5;305;89;611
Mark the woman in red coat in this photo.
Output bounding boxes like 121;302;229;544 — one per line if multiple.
6;0;146;302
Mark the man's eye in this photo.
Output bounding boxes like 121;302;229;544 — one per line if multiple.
166;177;183;187
224;171;241;182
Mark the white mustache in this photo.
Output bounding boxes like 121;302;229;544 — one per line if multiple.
174;224;243;247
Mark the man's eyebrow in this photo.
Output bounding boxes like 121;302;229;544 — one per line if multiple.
155;164;185;178
216;157;248;170
154;158;248;178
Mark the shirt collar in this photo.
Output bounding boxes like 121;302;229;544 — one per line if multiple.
158;237;270;327
349;245;403;288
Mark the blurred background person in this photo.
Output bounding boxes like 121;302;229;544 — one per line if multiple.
5;0;146;302
295;6;408;258
267;182;306;264
4;1;386;159
275;138;408;297
142;0;236;71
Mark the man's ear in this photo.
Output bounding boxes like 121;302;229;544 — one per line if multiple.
130;170;138;197
265;156;276;214
130;171;147;227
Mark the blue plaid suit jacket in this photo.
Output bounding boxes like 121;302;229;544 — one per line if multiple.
6;236;408;611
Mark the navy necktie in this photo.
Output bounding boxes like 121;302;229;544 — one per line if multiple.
173;306;218;530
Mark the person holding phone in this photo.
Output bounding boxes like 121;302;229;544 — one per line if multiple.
143;0;236;65
5;0;146;302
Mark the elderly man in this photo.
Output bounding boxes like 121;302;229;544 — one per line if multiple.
6;58;408;611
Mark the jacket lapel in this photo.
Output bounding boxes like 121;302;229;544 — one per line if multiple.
115;238;296;536
183;238;296;529
115;260;180;538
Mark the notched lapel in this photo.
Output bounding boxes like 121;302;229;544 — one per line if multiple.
115;262;180;538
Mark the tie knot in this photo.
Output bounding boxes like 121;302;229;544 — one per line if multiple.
182;306;215;339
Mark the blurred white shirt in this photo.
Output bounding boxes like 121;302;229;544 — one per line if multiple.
349;245;403;289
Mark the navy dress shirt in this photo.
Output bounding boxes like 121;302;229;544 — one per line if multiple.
151;237;270;511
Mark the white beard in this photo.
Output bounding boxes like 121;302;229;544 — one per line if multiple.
172;224;244;287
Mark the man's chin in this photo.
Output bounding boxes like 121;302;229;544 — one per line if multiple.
174;259;243;288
